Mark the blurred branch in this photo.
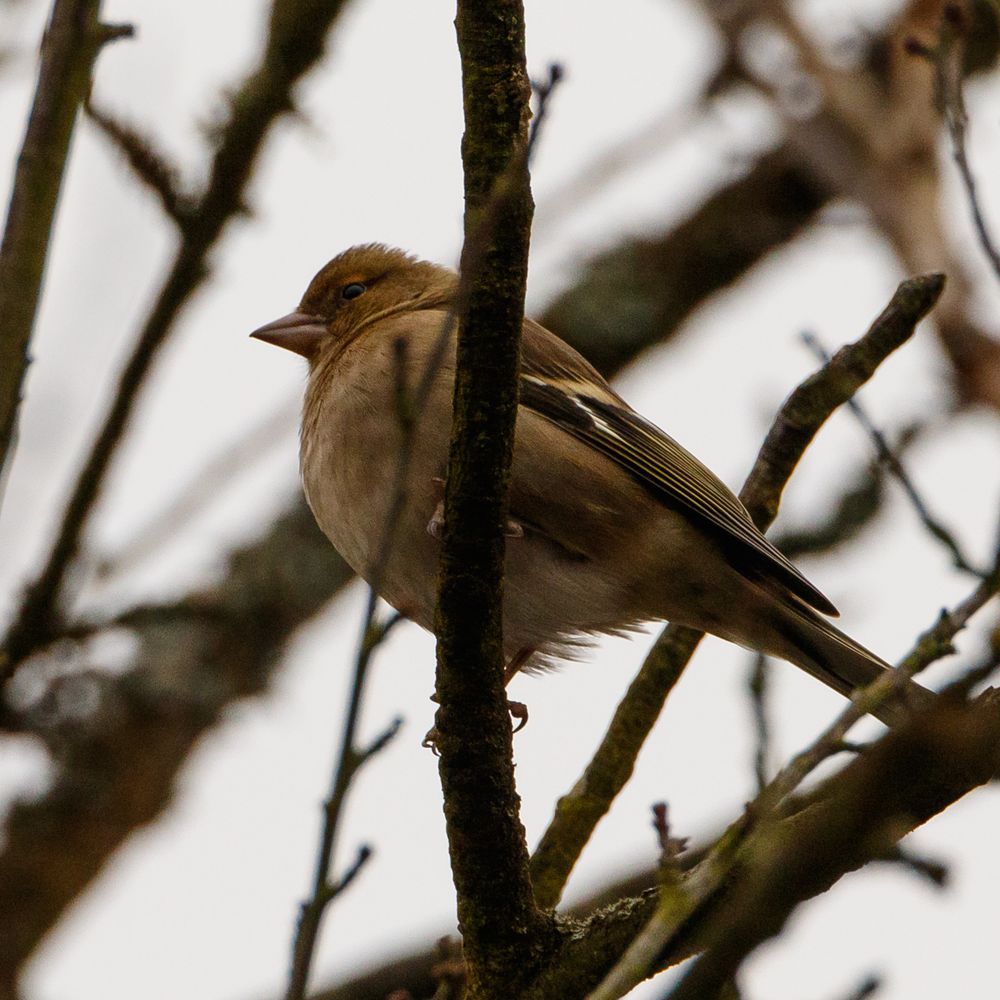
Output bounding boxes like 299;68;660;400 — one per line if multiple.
834;975;882;1000
0;0;131;495
84;99;193;226
1;0;354;677
533;100;694;238
540;146;830;376
748;653;771;793
529;273;945;911
0;497;353;986
432;3;559;996
774;456;888;560
701;0;1000;409
925;4;1000;283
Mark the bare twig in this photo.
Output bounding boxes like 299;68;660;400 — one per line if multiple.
876;844;949;888
1;0;354;677
832;975;881;1000
662;693;1000;1000
609;565;1000;994
763;571;1000;816
285;609;404;1000
0;0;131;496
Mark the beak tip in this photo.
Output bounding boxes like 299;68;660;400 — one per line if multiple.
248;312;327;359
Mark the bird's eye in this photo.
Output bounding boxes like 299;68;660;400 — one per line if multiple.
341;282;366;301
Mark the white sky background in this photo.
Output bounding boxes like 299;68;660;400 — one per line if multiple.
1;0;1000;998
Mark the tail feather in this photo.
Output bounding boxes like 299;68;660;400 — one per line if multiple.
770;602;936;728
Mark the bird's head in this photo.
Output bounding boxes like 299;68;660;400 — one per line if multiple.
250;243;456;363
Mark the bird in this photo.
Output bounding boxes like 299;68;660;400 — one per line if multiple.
251;243;932;728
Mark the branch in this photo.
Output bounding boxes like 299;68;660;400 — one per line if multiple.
529;272;946;910
540;147;830;377
0;0;353;676
0;0;131;489
433;3;558;996
583;552;1000;1000
0;497;354;985
286;664;403;1000
924;4;1000;284
664;693;1000;1000
84;99;193;227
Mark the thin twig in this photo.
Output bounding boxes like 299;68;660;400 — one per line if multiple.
831;976;881;1000
661;694;1000;1000
285;619;404;1000
929;4;1000;283
875;844;949;888
589;578;999;1000
755;558;1000;814
801;331;981;575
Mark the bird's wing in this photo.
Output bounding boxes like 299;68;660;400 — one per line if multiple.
518;319;838;616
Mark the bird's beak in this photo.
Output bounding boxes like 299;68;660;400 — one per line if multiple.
250;311;327;360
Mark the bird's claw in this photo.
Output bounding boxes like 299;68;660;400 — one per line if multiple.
508;699;529;733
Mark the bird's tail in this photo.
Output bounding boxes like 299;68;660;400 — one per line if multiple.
766;600;936;728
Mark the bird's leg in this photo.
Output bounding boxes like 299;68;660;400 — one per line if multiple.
503;647;533;733
421;647;535;751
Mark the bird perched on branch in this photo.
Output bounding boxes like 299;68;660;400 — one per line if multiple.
251;243;930;727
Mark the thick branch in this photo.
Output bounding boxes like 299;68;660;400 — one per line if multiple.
433;2;557;996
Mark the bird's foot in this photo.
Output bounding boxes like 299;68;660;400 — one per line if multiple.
421;695;529;752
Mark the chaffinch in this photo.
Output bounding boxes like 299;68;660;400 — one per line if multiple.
251;243;931;726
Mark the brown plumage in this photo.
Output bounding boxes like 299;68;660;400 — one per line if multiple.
251;243;932;726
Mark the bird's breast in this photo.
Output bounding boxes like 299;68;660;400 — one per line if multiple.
300;352;449;630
